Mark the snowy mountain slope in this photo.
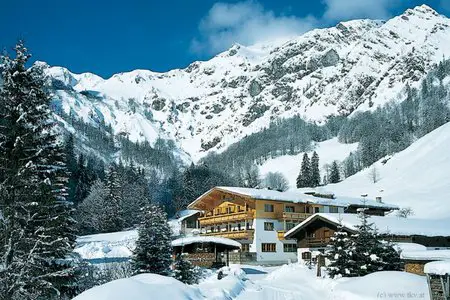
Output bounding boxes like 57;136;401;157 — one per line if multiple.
44;5;450;161
259;138;358;187
310;121;450;219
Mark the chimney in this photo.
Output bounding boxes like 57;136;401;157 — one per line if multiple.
376;196;382;203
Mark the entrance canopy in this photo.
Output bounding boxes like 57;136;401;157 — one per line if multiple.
172;236;241;252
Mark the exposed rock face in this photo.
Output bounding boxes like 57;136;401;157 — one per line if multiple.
43;5;450;161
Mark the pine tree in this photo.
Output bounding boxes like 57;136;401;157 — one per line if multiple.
372;239;402;272
310;151;320;187
296;153;311;188
326;224;354;278
329;161;340;184
0;42;76;299
65;133;78;204
173;254;199;284
349;209;379;276
344;152;356;178
100;165;124;233
132;204;173;276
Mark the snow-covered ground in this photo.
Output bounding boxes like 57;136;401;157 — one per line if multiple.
260;138;358;188
74;230;137;261
237;264;430;300
312;121;450;219
73;263;431;300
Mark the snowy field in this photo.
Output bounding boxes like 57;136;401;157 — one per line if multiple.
74;263;431;300
313;121;450;219
259;138;358;188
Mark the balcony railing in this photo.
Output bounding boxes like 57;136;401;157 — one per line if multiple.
306;237;330;247
202;229;254;240
199;211;255;226
281;212;312;220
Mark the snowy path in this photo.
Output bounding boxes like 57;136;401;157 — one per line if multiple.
236;264;331;300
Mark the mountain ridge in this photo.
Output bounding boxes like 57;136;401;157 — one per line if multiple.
43;4;450;162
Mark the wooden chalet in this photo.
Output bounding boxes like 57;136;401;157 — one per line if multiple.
285;213;450;269
187;187;398;264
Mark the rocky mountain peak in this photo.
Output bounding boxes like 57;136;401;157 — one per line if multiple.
44;5;450;162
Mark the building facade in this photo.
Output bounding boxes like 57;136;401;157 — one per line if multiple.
188;187;398;264
284;213;450;268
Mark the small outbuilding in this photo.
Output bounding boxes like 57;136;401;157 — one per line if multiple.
172;236;241;268
401;250;450;275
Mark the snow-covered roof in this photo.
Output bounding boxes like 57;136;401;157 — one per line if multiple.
169;209;201;222
171;236;241;249
285;213;450;238
401;250;450;261
190;186;398;210
394;243;427;253
424;261;450;275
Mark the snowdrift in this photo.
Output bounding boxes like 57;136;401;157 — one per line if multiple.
333;271;430;300
72;274;204;300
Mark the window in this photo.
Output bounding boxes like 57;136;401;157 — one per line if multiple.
185;219;196;228
284;244;297;252
262;243;276;252
286;222;296;231
285;206;295;212
264;204;274;212
264;222;274;231
302;251;312;260
241;244;250;252
329;206;338;213
314;207;320;213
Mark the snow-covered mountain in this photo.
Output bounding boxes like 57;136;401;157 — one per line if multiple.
44;5;450;162
300;121;450;220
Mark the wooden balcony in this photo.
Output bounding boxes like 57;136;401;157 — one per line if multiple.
305;237;330;247
199;211;255;226
202;229;254;240
281;212;312;220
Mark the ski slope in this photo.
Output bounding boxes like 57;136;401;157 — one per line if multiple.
315;122;450;219
259;138;358;188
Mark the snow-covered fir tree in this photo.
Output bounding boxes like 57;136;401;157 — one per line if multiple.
348;208;379;276
173;254;200;285
132;204;173;276
310;151;321;187
329;161;340;183
326;224;354;278
0;42;76;299
371;237;402;272
348;208;401;276
100;165;124;233
296;153;311;188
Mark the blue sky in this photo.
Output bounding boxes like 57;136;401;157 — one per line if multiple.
1;0;448;78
